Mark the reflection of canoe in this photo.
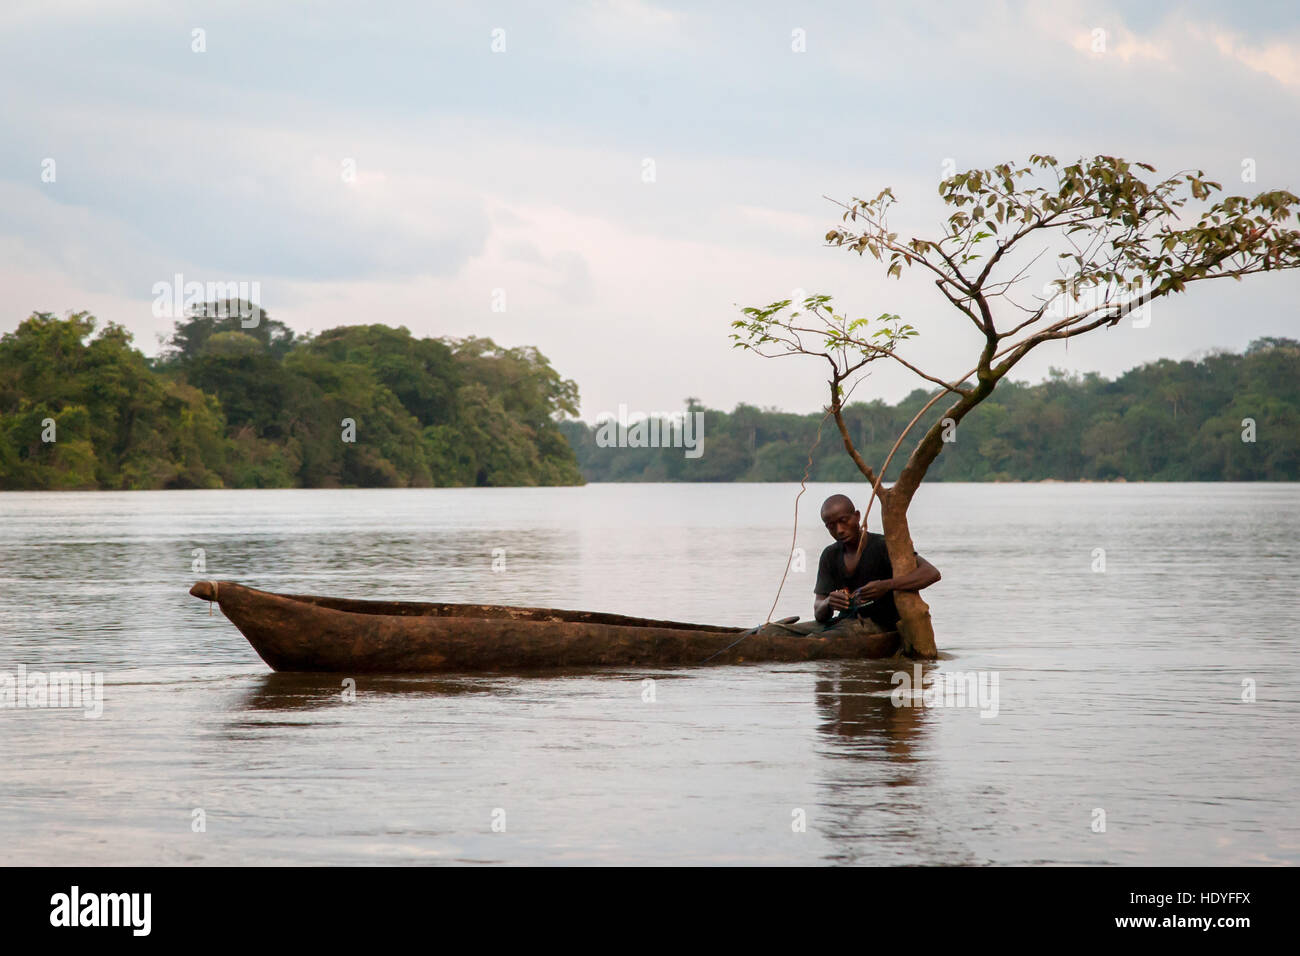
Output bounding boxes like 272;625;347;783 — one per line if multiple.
190;581;900;673
238;673;491;712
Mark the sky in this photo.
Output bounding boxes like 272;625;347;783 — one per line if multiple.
2;0;1298;420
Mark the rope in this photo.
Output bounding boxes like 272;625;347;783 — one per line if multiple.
699;623;764;665
764;409;832;624
851;383;955;562
706;367;976;665
700;410;831;665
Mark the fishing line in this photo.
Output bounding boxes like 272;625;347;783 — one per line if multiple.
699;409;832;665
763;408;833;624
704;365;975;665
763;357;880;617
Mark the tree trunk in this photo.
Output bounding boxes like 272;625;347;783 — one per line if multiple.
835;376;990;659
874;379;991;658
879;488;937;658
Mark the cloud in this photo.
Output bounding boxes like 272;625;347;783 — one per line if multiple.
1069;23;1170;62
2;0;1297;420
589;0;683;30
1207;28;1300;91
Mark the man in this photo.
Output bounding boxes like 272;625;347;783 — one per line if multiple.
755;493;940;638
812;493;940;632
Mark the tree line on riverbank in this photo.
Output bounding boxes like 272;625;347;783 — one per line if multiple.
559;338;1300;482
0;305;582;489
5;309;1296;490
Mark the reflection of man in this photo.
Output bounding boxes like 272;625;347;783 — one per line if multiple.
755;493;940;638
813;494;940;631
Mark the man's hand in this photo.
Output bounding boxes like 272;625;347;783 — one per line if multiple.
826;588;852;611
854;579;894;602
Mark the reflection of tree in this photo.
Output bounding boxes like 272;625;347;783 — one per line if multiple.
814;660;930;761
812;660;982;865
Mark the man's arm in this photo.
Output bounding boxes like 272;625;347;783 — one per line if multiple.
812;547;850;623
854;554;941;601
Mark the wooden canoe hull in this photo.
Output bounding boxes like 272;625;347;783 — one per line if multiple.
190;581;900;673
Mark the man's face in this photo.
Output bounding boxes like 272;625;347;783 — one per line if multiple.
821;504;861;544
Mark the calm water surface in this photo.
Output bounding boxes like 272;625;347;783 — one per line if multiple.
1;483;1296;865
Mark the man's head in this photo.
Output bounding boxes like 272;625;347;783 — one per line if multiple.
820;494;861;547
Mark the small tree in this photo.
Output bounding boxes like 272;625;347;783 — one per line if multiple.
736;155;1300;657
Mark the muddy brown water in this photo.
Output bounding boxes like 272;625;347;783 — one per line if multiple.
1;483;1295;864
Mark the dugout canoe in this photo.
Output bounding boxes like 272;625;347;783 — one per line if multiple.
190;580;900;672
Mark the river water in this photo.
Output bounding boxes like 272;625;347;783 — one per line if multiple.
0;483;1295;865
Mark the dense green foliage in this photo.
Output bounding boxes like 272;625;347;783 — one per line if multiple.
5;307;1294;491
561;338;1300;482
0;307;582;489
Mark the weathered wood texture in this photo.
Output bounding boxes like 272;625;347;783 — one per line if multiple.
191;581;900;672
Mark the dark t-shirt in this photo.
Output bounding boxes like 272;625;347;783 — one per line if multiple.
815;533;913;628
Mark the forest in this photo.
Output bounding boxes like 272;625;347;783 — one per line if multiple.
3;305;1296;490
0;304;582;489
560;338;1300;483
